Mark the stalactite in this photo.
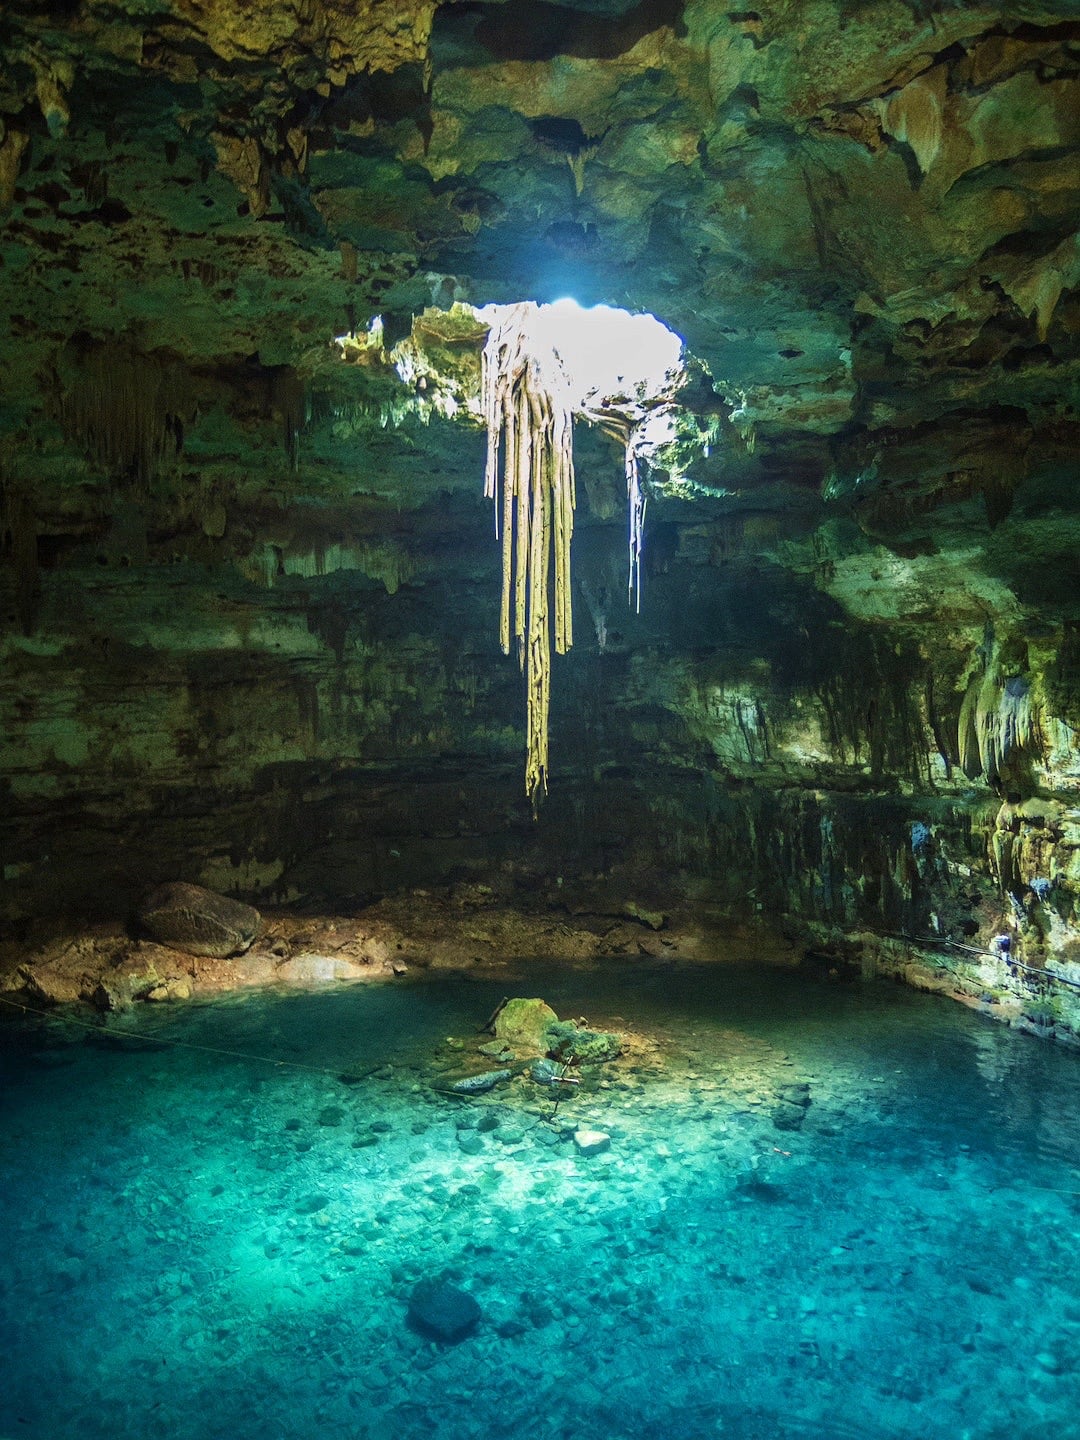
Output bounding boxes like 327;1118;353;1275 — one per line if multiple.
1;481;39;635
270;368;307;470
958;646;1041;781
59;343;191;486
0;126;30;210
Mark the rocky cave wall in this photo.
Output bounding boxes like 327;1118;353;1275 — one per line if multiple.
1;0;1079;1020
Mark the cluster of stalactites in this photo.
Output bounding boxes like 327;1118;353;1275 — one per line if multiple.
59;343;191;487
482;304;576;813
958;652;1039;782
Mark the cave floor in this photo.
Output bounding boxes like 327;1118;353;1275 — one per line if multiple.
2;954;1078;1440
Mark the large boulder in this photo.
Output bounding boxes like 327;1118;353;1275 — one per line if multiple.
136;882;261;958
493;997;558;1055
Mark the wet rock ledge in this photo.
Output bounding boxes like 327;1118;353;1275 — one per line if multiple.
2;881;1078;1050
0;883;758;1014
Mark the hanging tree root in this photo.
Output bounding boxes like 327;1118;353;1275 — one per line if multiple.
482;310;575;813
482;307;662;809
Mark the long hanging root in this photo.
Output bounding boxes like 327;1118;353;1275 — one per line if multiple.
480;307;686;808
514;382;532;667
482;311;576;812
553;404;574;654
626;431;646;614
499;388;516;655
526;400;551;810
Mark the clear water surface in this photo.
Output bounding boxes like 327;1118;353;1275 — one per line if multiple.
2;955;1078;1440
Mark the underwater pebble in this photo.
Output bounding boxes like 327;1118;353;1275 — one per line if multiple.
296;1194;330;1215
318;1106;346;1126
458;1133;485;1156
573;1130;611;1156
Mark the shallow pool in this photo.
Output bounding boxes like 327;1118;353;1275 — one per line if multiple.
2;956;1078;1440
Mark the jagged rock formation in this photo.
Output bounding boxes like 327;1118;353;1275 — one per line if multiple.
1;0;1078;1025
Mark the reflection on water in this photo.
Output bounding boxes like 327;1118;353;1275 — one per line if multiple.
2;958;1078;1440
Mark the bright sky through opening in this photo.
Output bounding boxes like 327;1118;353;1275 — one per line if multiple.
476;298;684;409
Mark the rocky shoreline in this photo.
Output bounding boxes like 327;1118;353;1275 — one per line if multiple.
0;885;743;1013
3;883;1078;1052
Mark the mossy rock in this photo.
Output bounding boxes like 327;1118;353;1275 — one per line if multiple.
493;998;558;1055
543;1020;622;1063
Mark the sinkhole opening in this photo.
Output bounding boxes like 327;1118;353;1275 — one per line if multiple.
480;296;685;412
476;299;687;812
335;298;693;813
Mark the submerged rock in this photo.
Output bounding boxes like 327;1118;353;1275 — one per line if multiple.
407;1277;481;1342
777;1083;812;1108
771;1102;807;1132
136;882;261;959
450;1068;511;1094
478;1039;515;1060
545;1020;622;1063
772;1081;812;1130
573;1129;611;1156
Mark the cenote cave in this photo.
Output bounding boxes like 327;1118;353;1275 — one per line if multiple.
1;2;1079;1438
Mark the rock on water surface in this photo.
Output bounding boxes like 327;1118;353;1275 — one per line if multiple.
136;882;261;958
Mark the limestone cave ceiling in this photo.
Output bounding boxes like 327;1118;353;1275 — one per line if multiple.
1;0;1078;628
0;2;1077;570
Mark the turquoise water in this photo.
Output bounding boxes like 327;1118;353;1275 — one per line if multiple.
2;957;1078;1440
